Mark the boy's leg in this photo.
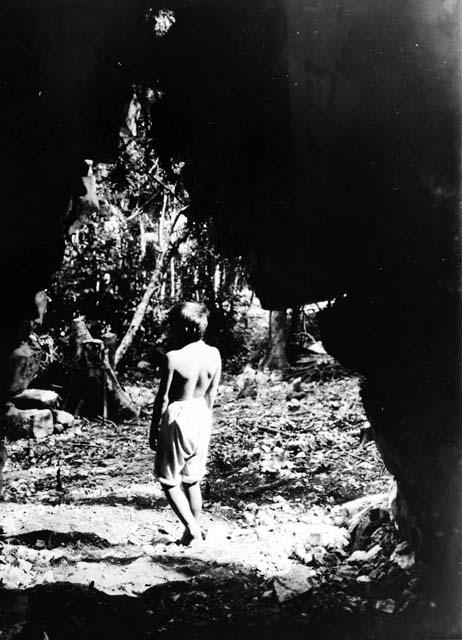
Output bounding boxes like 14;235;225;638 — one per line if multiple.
162;484;201;540
182;481;202;521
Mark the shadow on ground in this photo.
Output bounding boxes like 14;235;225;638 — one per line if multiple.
3;530;113;550
61;494;165;510
0;578;455;640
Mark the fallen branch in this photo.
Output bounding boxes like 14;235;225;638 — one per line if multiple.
238;476;292;497
257;425;280;435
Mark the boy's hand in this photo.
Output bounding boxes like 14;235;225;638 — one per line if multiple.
149;427;158;451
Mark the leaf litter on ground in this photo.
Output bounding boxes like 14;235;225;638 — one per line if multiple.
0;369;424;636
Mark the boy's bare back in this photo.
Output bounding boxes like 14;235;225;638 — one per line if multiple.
166;341;221;408
150;302;221;545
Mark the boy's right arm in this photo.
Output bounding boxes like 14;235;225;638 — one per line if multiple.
149;354;174;450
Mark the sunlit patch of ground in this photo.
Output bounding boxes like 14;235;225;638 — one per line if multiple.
0;372;437;639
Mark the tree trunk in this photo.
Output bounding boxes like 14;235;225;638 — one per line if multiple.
102;331;118;368
65;318;137;422
114;230;188;368
103;356;138;422
287;306;302;364
66;338;106;417
263;309;289;370
114;273;163;367
170;257;175;298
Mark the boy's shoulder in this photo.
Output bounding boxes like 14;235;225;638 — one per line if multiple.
164;348;180;364
166;342;221;361
201;342;221;360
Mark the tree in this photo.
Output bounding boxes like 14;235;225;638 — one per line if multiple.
48;98;251;369
263;310;289;370
114;224;189;367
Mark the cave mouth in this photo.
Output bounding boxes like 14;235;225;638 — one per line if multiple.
0;1;460;637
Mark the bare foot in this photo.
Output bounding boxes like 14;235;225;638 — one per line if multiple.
178;527;202;546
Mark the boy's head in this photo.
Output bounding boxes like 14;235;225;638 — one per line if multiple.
168;302;209;343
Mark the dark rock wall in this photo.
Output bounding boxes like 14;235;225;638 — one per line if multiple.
0;0;150;396
0;2;460;590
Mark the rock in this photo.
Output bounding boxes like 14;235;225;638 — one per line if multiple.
236;367;259;399
8;342;41;396
307;341;327;355
12;389;60;410
375;599;396;614
286;391;305;401
288;398;301;411
273;565;317;602
301;524;349;550
333;494;388;527
342;494;391;551
136;360;151;371
292;377;302;392
390;541;415;569
52;410;75;429
0;566;28;589
348;545;382;563
2;405;54;440
356;575;371;583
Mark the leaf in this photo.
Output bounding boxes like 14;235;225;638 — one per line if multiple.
375;599;395;614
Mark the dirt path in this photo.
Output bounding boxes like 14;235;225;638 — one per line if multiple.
0;373;427;639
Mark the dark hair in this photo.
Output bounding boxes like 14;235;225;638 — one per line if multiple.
168;302;209;341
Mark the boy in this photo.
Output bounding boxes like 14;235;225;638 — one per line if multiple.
149;302;221;545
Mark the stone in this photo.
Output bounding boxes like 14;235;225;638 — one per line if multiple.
348;545;382;563
12;389;60;410
273;565;317;602
333;494;388;527
288;398;301;411
8;343;41;396
349;507;390;552
2;405;54;440
52;410;75;429
136;360;151;371
390;542;415;569
291;377;302;392
307;341;327;355
301;524;349;550
375;599;396;614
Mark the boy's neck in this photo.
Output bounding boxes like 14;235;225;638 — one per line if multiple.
177;338;204;349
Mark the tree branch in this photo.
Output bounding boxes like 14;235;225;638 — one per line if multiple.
113;228;190;368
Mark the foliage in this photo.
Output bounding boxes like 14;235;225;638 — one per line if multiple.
47;103;250;367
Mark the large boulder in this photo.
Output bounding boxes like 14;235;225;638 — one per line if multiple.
7;343;41;397
2;405;54;440
52;410;75;431
12;389;60;410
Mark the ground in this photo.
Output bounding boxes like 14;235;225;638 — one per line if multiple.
0;367;436;639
